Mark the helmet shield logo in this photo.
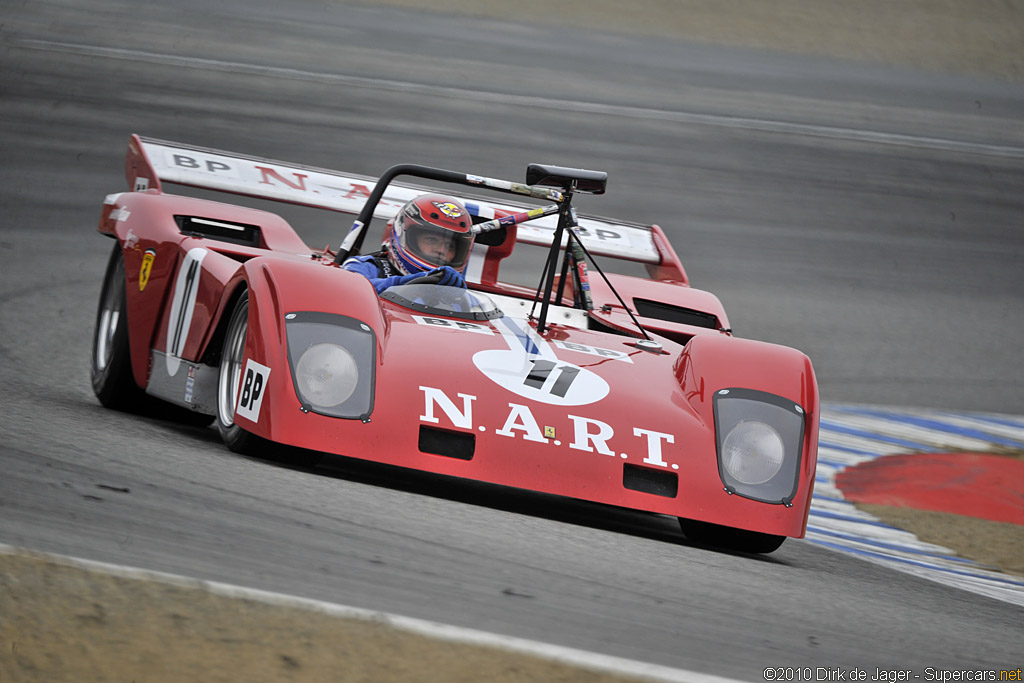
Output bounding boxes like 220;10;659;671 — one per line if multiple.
432;202;464;220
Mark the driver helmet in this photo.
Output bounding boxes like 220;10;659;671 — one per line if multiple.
384;194;475;276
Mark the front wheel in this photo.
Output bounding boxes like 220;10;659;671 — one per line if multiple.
216;291;269;454
215;291;319;467
678;518;786;554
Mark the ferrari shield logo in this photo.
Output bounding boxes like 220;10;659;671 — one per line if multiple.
139;249;156;291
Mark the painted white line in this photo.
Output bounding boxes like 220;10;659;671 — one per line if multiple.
809;404;1024;607
0;542;748;683
11;38;1024;161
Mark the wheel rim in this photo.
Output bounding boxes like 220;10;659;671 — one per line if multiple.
94;254;125;372
217;296;248;428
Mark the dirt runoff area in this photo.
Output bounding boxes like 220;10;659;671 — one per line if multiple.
0;548;658;683
860;502;1024;578
373;0;1024;80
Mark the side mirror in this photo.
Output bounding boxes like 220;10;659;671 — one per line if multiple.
526;163;607;195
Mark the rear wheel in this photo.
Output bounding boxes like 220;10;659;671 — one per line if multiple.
678;518;786;554
92;244;214;426
91;244;147;409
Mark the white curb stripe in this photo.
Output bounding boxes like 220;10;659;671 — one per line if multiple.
822;413;998;452
848;408;1024;449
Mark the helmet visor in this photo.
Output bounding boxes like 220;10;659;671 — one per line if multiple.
401;220;475;270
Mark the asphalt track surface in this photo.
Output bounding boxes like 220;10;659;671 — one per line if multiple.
1;0;1023;678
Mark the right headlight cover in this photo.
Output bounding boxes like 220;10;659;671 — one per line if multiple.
713;388;806;505
285;311;376;420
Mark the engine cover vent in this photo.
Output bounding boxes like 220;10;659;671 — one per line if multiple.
175;215;261;247
633;298;719;330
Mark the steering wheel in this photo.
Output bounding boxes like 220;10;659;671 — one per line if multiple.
404;270;445;286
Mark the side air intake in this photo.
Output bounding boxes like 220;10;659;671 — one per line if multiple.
419;426;475;461
623;463;678;498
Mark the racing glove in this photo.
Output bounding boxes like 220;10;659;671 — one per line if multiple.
429;266;466;288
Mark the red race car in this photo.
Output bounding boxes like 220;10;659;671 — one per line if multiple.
92;135;819;553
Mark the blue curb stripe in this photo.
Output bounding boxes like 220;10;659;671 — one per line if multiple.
807;507;899;529
806;526;975;563
816;458;863;470
945;411;1024;432
831;407;1024;450
810;494;850;504
817;440;882;457
807;539;1024;587
819;420;940;452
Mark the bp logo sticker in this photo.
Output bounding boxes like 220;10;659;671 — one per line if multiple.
235;359;270;423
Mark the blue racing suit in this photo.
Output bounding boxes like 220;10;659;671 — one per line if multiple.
342;252;466;294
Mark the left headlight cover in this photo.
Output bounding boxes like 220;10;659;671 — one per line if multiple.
713;388;806;505
285;312;375;420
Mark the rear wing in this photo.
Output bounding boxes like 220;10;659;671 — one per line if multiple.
126;135;680;271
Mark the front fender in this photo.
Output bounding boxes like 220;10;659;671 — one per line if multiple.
676;334;818;411
674;334;820;534
233;257;386;440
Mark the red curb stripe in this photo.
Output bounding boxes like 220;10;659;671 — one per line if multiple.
835;453;1024;525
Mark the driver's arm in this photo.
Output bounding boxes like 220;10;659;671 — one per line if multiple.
342;257;424;294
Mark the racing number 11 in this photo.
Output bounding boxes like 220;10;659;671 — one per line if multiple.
524;359;580;398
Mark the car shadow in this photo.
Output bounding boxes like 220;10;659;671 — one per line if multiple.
97;400;789;565
314;447;787;565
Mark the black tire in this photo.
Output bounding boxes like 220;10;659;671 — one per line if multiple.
678;518;786;554
92;243;214;427
214;291;320;467
216;291;269;454
91;244;148;410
